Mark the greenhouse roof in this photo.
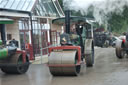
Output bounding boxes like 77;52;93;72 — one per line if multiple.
0;0;36;11
0;0;64;17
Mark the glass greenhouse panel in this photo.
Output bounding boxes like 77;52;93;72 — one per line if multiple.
0;0;36;11
11;0;20;9
16;0;25;10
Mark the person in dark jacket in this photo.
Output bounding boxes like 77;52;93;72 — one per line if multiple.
9;39;19;47
126;33;128;41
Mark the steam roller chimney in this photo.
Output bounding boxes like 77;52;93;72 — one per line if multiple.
65;10;71;34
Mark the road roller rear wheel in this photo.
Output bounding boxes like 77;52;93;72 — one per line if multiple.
86;42;94;67
1;55;29;74
86;54;94;67
116;48;125;59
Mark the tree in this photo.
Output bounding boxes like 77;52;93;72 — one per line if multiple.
108;6;128;34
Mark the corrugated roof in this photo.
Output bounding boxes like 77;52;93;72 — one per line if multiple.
0;0;36;11
0;0;64;17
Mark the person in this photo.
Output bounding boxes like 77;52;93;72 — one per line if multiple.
9;39;19;47
123;32;126;35
126;33;128;41
70;27;78;39
70;25;80;45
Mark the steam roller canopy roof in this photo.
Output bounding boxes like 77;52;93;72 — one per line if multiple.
52;16;88;25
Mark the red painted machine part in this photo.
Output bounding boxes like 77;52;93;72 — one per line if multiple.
49;46;81;65
16;51;27;63
25;43;34;60
123;39;125;43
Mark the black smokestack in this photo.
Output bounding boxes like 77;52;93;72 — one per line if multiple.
65;10;70;34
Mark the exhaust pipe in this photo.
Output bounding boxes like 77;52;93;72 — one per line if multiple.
65;10;71;34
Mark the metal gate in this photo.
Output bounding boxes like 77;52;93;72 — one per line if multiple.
51;30;57;46
20;30;30;50
41;30;48;55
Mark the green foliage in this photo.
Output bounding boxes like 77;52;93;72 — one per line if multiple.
108;6;128;34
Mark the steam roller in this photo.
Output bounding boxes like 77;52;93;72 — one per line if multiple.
0;24;30;74
48;10;95;76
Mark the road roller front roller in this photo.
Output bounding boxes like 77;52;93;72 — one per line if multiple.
49;46;81;76
0;51;30;74
48;10;95;76
0;44;30;74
